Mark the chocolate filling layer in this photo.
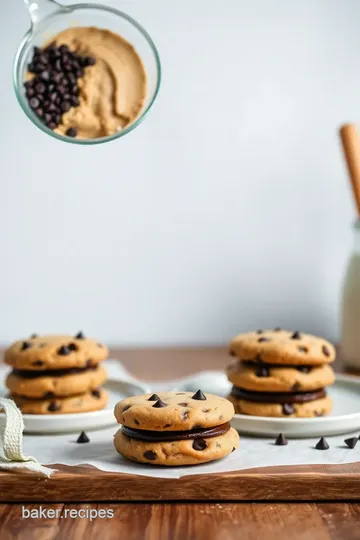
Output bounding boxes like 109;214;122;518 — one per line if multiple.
242;360;313;372
231;386;326;403
12;365;98;379
122;422;230;442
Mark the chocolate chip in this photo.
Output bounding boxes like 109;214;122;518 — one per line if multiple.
193;424;202;429
48;401;60;412
134;419;140;425
86;359;94;368
178;402;189;406
275;433;288;446
30;333;38;339
256;366;269;377
35;82;46;94
152;399;167;408
66;127;77;137
291;331;301;339
21;341;31;351
91;389;101;399
298;346;308;353
292;382;301;391
60;101;71;113
147;394;160;401
122;405;131;413
322;345;330;357
47;122;57;130
258;337;270;343
57;345;70;355
143;450;157;461
344;437;358;449
273;327;282;332
29;97;40;109
232;447;236;452
43;392;55;399
77;431;90;443
191;390;206;401
32;360;44;366
192;439;207;451
315;437;329;450
68;343;78;351
164;424;171;428
36;108;44;118
282;404;294;415
229;350;236;357
75;331;85;339
296;366;311;373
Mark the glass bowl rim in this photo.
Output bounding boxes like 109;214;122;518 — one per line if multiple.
13;2;162;145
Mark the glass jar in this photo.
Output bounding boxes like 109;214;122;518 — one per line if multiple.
341;220;360;368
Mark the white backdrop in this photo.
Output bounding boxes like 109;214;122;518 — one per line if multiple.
0;0;358;345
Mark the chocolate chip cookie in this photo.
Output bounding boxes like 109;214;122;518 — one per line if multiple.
4;333;108;370
114;390;239;465
6;364;107;399
10;388;108;414
229;330;335;366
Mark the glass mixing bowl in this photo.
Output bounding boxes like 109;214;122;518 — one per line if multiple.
14;1;161;144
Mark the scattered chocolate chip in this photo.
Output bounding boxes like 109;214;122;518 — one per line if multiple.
291;331;301;339
48;401;61;412
30;333;38;339
147;394;160;401
292;382;301;391
178;402;189;406
232;447;236;452
32;360;44;366
282;404;295;415
275;433;288;446
66;127;77;137
315;437;329;450
57;345;70;355
143;450;157;461
192;439;207;451
134;419;140;425
298;346;308;353
77;431;90;443
344;437;358;449
256;366;269;377
75;331;85;339
21;341;31;351
91;389;101;399
258;337;270;343
68;343;78;351
322;345;330;357
152;399;167;408
122;405;131;413
191;390;206;401
43;392;55;399
296;366;311;373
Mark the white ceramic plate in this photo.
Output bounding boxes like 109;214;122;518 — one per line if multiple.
1;379;148;434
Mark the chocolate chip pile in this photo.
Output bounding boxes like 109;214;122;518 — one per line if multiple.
24;44;96;137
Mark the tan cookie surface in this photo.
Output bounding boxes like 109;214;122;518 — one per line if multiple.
229;330;335;366
227;362;335;392
114;426;239;465
10;389;108;414
114;391;234;431
4;334;108;370
6;365;107;398
228;394;332;418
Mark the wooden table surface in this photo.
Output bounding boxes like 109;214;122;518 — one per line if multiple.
1;347;360;540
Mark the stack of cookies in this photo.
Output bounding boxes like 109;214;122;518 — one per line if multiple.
114;390;239;465
227;329;335;417
5;332;109;414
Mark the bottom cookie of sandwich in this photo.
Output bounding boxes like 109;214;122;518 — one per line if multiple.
114;425;239;465
228;392;332;417
9;389;108;414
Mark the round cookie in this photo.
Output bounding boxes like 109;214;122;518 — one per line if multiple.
10;388;108;414
228;393;332;418
227;362;335;393
114;391;235;431
229;330;335;366
114;426;239;466
4;333;108;370
6;365;107;398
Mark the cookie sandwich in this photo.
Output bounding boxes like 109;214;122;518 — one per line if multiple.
5;332;108;414
114;390;239;465
227;329;335;417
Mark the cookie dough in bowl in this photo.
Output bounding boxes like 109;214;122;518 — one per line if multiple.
25;27;147;140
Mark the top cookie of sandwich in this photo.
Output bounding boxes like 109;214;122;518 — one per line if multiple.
4;333;108;370
114;391;235;431
229;329;335;366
